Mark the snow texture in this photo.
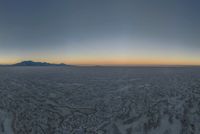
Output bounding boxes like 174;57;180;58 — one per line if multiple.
0;66;200;134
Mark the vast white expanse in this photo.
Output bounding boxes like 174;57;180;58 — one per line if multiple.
0;67;200;134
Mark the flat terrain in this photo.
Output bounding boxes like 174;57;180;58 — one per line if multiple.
0;67;200;134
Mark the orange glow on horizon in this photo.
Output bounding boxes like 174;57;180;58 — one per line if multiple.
0;56;200;66
61;57;200;66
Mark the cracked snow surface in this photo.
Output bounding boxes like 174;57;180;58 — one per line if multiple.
0;67;200;134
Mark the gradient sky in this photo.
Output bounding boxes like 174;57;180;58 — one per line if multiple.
0;0;200;65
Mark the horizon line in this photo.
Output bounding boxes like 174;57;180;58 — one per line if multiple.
0;60;200;67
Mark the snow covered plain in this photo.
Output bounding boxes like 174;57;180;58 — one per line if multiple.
0;66;200;134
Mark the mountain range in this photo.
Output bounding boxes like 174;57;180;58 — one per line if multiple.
12;61;72;66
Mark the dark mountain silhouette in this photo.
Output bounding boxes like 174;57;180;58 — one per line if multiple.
13;61;72;66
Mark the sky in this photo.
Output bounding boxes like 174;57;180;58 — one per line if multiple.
0;0;200;65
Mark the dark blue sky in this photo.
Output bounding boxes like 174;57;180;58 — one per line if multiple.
0;0;200;65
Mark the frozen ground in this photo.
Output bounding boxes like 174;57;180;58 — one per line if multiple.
0;66;200;134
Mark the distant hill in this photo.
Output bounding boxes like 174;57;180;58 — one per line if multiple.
13;61;72;66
